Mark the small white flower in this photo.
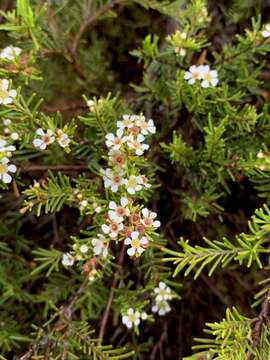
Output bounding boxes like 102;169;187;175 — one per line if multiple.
10;132;19;141
56;130;70;148
138;175;151;189
80;244;89;253
123;175;142;195
124;231;149;257
105;129;125;150
200;65;218;88
0;139;16;154
33;129;55;150
86;99;95;112
184;65;203;85
154;282;173;302
122;308;141;329
136;117;156;135
108;197;129;222
152;300;171;316
117;114;136;130
126;134;149;156
175;47;186;57
62;252;74;267
0;157;16;183
141;208;161;228
91;234;108;257
93;202;102;213
102;220;123;239
3;119;11;126
0;79;17;105
0;46;21;60
141;312;148;320
79;200;88;210
108;149;125;168
262;24;270;38
101;168;124;192
257;151;265;159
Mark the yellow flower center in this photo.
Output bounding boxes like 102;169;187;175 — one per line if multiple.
131;239;140;248
0;89;9;100
0;163;7;174
128;178;137;188
204;72;212;81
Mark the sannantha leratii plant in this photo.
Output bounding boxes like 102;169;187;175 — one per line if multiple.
62;113;159;266
0;133;17;184
61;112;175;330
184;64;218;88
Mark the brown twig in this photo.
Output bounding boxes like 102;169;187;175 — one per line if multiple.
247;287;270;360
70;0;122;56
18;276;90;359
98;242;126;343
150;323;168;360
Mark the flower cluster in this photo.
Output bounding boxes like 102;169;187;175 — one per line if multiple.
102;114;155;194
152;282;173;316
184;65;218;88
0;79;17;105
61;113;159;281
0;45;22;61
166;30;201;58
33;128;71;150
262;24;270;38
2;119;19;140
122;308;147;329
0;138;17;184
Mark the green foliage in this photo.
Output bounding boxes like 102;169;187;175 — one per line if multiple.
2;0;270;359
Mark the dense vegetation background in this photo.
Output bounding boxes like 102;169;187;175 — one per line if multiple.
2;0;270;359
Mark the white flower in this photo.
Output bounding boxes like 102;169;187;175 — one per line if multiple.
0;157;16;183
108;197;129;222
138;175;151;189
123;175;142;195
79;200;88;211
101;168;124;192
141;208;161;228
80;244;89;253
105;129;125;150
10;132;19;141
154;282;173;302
0;79;17;105
62;252;74;267
175;47;186;57
262;24;270;38
0;46;21;60
56;130;70;148
141;312;148;320
102;220;123;239
200;65;218;88
136;117;156;135
3;119;11;126
0;139;16;154
184;65;203;84
108;149;125;168
86;99;95;112
124;231;149;257
257;151;265;159
117;114;136;130
152;300;171;316
33;129;55;150
126;134;149;156
122;308;141;329
91;234;108;257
